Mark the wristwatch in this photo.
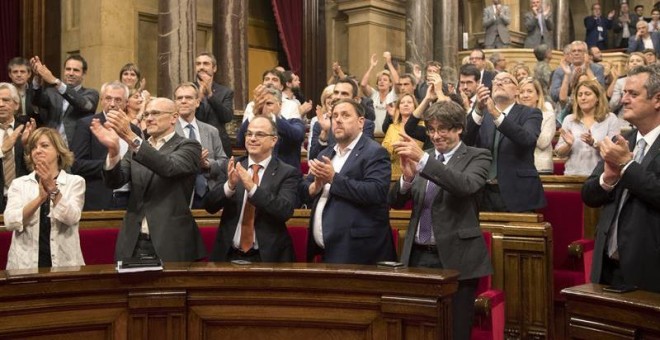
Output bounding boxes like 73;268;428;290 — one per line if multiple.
131;136;143;149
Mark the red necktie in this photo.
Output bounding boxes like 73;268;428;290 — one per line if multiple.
239;164;261;251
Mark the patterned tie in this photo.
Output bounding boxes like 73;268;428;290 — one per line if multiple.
418;153;444;244
1;123;15;188
239;164;261;251
607;138;647;258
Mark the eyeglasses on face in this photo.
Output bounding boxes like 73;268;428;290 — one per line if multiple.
245;131;276;139
143;110;175;118
493;78;516;86
426;127;451;136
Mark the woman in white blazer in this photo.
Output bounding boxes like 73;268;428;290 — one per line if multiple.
518;78;557;174
4;128;85;270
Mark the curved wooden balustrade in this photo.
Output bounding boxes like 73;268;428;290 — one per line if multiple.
0;263;458;340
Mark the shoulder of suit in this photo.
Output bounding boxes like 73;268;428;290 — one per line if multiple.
196;119;219;133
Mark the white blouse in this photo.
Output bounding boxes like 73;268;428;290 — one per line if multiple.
4;170;86;270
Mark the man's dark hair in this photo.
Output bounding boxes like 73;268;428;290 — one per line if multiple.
635;5;644;12
196;52;217;66
65;54;88;74
251;115;279;136
281;70;294;90
7;57;30;72
459;64;481;82
336;78;358;98
331;98;365;117
400;73;417;87
262;69;285;85
471;48;486;60
628;64;660;99
424;100;466;131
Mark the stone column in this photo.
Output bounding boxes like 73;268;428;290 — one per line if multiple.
555;0;570;48
406;0;433;71
213;0;247;109
434;0;460;69
158;0;196;98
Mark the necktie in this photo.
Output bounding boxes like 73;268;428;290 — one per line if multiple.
418;153;444;244
185;124;207;196
607;138;647;258
38;198;52;268
488;114;505;180
1;124;15;188
186;124;196;141
538;13;545;35
240;164;261;251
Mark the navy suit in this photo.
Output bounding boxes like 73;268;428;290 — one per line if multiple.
204;156;300;262
584;15;613;49
32;84;99;145
463;104;547;212
583;131;660;293
303;134;395;264
71;113;143;211
308;119;375;161
195;82;234;155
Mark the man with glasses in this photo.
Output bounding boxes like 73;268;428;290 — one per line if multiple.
549;41;605;103
390;100;492;340
469;49;495;90
70;81;142;210
237;87;305;172
91;97;206;262
173;82;227;208
203;116;300;262
463;72;546;212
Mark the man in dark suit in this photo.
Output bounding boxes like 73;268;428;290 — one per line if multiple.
390;100;493;340
303;99;395;264
523;0;554;49
0;83;33;212
7;57;39;125
463;72;546;212
583;64;660;293
627;21;660;56
91;97;205;262
30;55;99;146
584;3;615;49
308;79;376;160
204;116;300;262
193;52;235;156
469;49;495;90
174;82;227;208
71;81;142;211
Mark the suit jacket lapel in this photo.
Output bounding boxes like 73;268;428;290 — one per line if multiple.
641;133;660;169
339;134;366;175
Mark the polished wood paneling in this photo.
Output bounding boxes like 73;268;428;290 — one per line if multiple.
0;263;458;339
563;284;660;339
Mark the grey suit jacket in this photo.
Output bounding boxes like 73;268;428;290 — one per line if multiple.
175;120;228;190
389;143;493;280
103;133;205;262
32;84;99;144
483;4;511;46
523;10;554;48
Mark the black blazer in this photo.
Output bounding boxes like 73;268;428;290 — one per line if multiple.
70;112;143;211
195;82;234;155
32;85;99;144
463;103;547;212
583;131;660;293
203;156;300;262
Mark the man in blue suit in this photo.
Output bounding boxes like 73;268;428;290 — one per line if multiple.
303;99;395;264
463;72;546;212
584;3;616;50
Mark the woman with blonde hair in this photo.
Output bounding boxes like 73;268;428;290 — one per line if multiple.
555;80;620;176
381;93;423;177
511;63;531;83
4;128;85;269
307;84;335;160
517;78;556;174
126;87;148;132
360;52;399;134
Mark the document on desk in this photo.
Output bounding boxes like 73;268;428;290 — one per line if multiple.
116;257;163;273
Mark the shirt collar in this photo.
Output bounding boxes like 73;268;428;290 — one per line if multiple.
333;132;363;156
148;130;176;148
637;124;660;150
435;141;462;161
248;155;272;171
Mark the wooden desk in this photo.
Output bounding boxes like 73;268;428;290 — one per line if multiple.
562;284;660;339
0;263;459;340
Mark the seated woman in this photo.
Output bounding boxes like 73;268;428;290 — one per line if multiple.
518;78;556;174
381;93;423;177
554;80;620;176
4;128;86;270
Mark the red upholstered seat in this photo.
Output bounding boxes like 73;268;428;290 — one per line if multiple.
287;226;308;263
540;190;594;301
472;231;505;340
0;230;11;270
553;160;565;175
79;228;119;265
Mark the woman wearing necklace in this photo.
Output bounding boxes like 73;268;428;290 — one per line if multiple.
4;128;85;270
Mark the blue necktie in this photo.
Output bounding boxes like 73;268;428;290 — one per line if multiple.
418;153;444;244
186;124;208;197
